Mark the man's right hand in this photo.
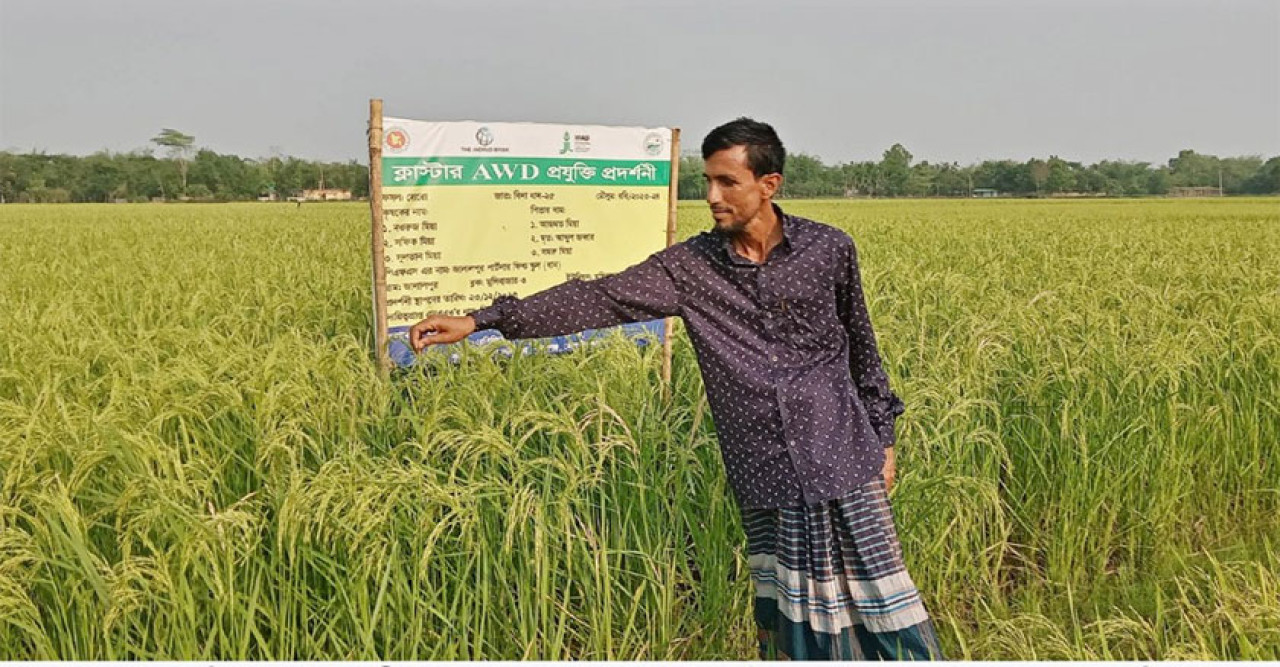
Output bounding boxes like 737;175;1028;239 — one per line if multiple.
409;314;477;353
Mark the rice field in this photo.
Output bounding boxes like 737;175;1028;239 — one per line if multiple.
1;197;1278;659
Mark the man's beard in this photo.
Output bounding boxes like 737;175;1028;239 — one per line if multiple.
712;216;749;236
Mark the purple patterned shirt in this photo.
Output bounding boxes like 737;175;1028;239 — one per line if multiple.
469;204;905;509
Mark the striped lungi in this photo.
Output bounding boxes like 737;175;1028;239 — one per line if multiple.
743;474;945;660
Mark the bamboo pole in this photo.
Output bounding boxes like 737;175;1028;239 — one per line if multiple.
368;99;390;371
661;128;681;395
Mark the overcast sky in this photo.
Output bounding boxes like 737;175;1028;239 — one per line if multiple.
1;0;1276;166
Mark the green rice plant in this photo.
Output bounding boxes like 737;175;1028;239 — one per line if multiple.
0;198;1276;658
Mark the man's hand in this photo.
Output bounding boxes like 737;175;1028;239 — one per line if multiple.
409;314;477;353
882;446;896;492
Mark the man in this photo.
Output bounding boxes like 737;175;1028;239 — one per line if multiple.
409;118;944;661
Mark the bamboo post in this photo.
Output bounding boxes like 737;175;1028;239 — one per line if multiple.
661;128;681;396
368;99;390;371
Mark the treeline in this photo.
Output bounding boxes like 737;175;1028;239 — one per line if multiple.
0;149;368;203
3;141;1278;204
677;144;1280;199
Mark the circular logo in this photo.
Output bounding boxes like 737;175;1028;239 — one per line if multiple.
644;132;664;156
475;127;494;146
385;127;409;153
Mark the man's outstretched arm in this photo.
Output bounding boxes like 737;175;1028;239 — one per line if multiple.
410;251;682;352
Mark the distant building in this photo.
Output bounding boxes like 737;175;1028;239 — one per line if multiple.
1168;186;1223;198
301;188;353;201
972;188;999;198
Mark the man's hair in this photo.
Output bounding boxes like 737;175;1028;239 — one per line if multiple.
701;117;786;178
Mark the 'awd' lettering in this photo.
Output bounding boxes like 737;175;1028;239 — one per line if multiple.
472;163;540;180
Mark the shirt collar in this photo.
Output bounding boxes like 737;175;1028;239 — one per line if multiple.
718;202;794;266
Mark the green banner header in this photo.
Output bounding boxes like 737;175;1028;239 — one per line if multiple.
383;156;670;187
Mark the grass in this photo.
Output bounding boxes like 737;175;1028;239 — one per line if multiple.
0;197;1277;658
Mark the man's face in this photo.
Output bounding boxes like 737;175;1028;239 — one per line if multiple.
703;145;778;234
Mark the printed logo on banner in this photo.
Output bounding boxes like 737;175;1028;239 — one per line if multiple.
463;126;509;153
559;131;592;155
385;127;409;153
644;132;664;156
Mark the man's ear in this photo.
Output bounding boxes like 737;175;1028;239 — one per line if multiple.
760;173;783;198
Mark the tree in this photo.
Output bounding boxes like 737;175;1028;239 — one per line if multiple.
1168;149;1217;188
675;154;706;200
908;161;938;197
1146;168;1170;195
189;149;266;199
0;153;17;202
839;162;879;197
1;141;1273;203
974;160;1029;195
1095;160;1152;196
783;153;834;197
1076;165;1109;194
933;163;969;197
151;128;196;195
1044;156;1075;194
1242;156;1280;194
879;144;913;197
80;151;125;202
1218;156;1264;194
1027;158;1049;195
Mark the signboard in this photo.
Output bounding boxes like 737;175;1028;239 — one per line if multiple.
367;100;680;376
